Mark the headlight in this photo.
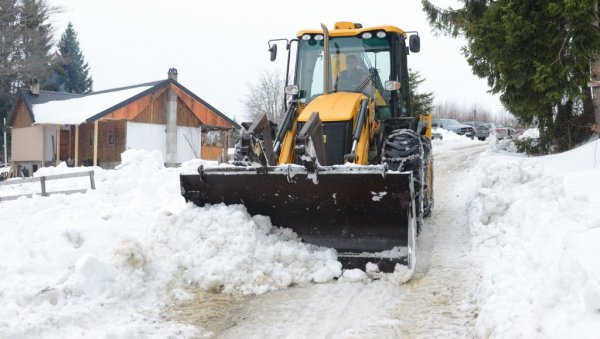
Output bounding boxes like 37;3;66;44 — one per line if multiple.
314;34;324;41
285;85;299;95
384;80;401;91
376;31;387;38
301;34;311;41
361;32;372;39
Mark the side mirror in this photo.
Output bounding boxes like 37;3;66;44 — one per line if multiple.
409;35;420;53
269;44;278;62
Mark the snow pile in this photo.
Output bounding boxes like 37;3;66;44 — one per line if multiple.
0;149;342;338
519;128;540;140
432;127;484;152
468;141;600;338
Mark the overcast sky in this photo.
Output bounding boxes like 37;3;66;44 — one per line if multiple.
48;0;506;121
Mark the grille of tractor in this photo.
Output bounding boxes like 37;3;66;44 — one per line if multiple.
296;121;353;165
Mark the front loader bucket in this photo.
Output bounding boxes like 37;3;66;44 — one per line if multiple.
180;166;416;275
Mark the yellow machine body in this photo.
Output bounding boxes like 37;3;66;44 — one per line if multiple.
180;21;429;276
278;92;373;165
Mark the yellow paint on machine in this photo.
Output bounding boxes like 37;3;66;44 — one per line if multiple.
420;113;432;140
278;93;373;165
297;24;407;38
297;92;367;122
354;100;374;165
277;120;298;165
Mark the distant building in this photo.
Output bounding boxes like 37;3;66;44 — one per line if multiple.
7;69;239;175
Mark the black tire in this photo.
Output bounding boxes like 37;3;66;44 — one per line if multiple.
382;129;425;235
421;136;433;218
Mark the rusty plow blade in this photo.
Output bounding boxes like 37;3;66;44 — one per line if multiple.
180;165;416;276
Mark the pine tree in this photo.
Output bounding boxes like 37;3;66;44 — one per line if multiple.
1;0;56;161
18;0;53;86
49;23;93;94
0;0;21;122
422;0;600;152
409;68;434;115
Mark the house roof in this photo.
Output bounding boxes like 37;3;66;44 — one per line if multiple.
11;89;84;125
10;79;240;129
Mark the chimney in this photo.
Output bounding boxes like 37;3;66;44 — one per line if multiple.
30;77;40;95
167;67;178;82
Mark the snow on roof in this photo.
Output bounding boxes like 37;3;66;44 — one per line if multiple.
32;85;153;125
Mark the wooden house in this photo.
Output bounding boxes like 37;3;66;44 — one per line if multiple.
7;69;239;175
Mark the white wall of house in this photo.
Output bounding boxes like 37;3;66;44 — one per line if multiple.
126;122;167;161
126;122;202;164
11;126;43;161
176;126;201;163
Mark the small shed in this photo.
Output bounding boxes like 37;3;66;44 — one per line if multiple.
8;69;239;174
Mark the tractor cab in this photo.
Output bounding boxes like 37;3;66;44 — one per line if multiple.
275;22;420;120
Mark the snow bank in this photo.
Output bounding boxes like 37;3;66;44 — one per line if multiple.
468;141;600;338
432;127;484;152
0;149;342;338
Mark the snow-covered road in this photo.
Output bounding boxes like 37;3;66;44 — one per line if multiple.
166;140;489;338
5;133;599;338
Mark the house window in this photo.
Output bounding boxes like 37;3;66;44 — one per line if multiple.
89;129;93;146
202;130;223;146
108;128;115;145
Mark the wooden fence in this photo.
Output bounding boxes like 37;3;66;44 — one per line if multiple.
0;170;96;202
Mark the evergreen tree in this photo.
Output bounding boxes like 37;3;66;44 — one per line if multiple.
422;0;600;152
409;68;434;115
49;23;93;94
18;0;53;86
0;0;55;162
0;0;21;124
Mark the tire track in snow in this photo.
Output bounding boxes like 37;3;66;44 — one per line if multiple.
391;142;487;338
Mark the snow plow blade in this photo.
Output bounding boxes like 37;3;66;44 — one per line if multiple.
180;166;416;275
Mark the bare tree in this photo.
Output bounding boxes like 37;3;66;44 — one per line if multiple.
243;70;285;124
433;100;520;126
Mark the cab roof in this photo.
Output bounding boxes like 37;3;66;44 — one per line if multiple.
297;22;406;38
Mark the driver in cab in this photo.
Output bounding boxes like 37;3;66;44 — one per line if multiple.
336;54;369;92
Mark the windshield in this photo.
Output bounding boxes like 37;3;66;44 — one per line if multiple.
296;36;392;106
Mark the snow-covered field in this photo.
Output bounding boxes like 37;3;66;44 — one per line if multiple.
1;132;599;338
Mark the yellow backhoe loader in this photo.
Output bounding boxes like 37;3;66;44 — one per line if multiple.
180;22;433;278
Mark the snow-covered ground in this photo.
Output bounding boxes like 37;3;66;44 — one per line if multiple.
469;137;600;338
1;133;599;338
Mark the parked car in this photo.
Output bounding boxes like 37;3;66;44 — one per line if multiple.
430;120;443;140
462;121;490;141
433;118;475;138
506;127;519;139
485;123;509;139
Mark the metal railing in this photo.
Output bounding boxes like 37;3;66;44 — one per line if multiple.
0;170;96;202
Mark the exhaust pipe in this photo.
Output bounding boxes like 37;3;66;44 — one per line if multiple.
321;23;330;94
